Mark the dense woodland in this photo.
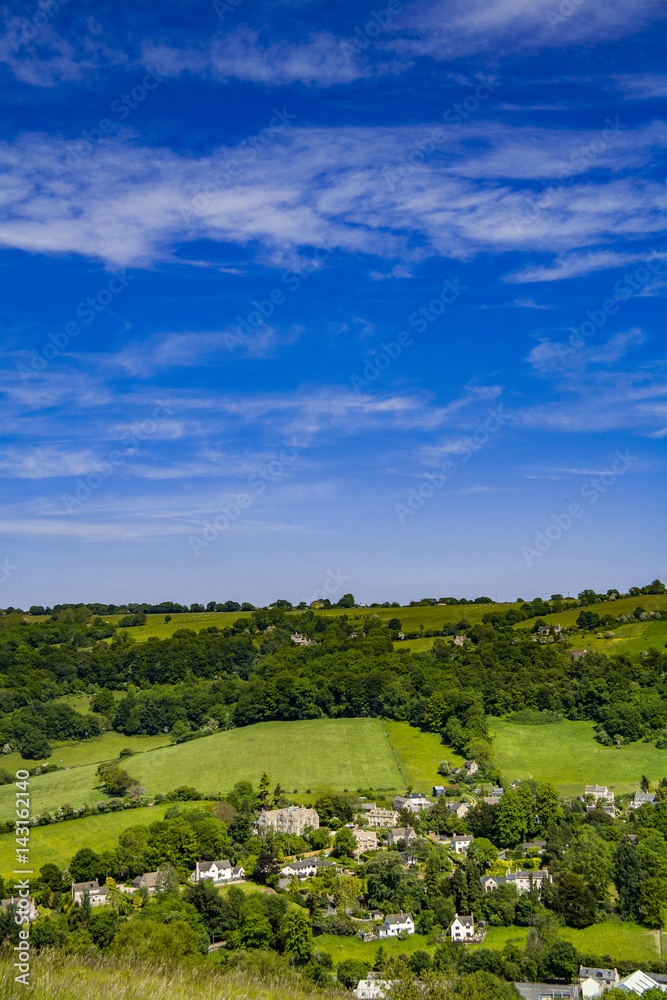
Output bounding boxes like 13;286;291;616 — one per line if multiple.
0;588;666;759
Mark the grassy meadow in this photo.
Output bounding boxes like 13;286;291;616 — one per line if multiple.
318;919;659;965
566;618;667;656
316;930;434;964
467;921;659;962
0;731;169;774
0;802;207;880
0;717;406;823
385;720;463;790
513;594;667;630
489;718;667;795
100;601;522;643
0;954;333;1000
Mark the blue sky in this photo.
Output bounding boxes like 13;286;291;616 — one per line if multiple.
0;0;666;607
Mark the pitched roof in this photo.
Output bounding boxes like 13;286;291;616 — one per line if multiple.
385;912;413;924
579;966;617;980
453;914;474;927
71;881;99;892
617;970;662;993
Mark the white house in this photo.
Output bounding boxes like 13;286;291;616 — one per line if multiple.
578;966;619;997
450;914;475;941
464;761;479;777
481;870;549;894
281;858;336;880
450;834;474;854
377;912;414;937
354;981;393;999
71;880;110;907
190;860;244;883
392;793;432;815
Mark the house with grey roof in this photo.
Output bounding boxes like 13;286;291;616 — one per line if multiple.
377;912;414;937
386;826;417;847
131;871;161;894
190;860;244;883
514;985;578;1000
481;869;549;894
629;791;656;810
578;966;618;995
281;858;336;880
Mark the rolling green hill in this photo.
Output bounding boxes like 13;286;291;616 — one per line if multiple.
513;593;667;629
0;801;204;879
0;717;406;823
489;717;667;796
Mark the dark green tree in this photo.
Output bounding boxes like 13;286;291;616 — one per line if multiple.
614;838;643;918
557;871;596;928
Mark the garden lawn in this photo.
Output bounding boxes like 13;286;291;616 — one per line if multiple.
0;802;207;880
468;926;529;951
316;932;434;964
560;920;659;962
468;922;658;963
489;718;667;796
0;718;405;823
385;721;464;790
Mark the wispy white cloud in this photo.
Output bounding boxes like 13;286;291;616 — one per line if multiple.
506;249;663;283
614;74;667;100
0;122;664;273
143;29;387;88
94;326;304;376
391;0;661;61
140;1;664;89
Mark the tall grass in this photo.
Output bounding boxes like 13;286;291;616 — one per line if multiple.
0;951;339;1000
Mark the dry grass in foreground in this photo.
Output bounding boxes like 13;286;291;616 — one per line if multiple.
0;951;340;1000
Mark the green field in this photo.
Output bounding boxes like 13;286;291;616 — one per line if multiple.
514;594;667;631
566;619;667;657
103;603;522;644
490;718;667;796
0;718;406;823
468;921;659;962
338;603;518;632
559;920;660;962
385;721;463;790
316;931;434;964
393;637;438;653
0;731;170;773
108;610;251;642
0;802;205;879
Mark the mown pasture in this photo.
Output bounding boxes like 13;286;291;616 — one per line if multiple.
489;718;667;796
0;717;406;823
